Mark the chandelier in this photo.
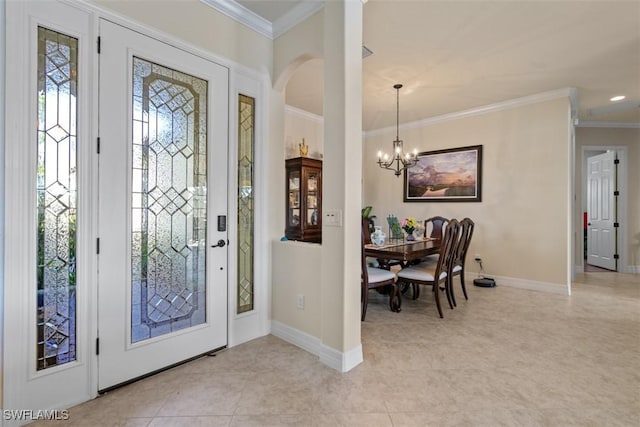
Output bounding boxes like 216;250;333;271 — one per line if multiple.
376;83;418;177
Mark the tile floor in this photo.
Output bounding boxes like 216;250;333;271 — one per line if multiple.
31;272;639;426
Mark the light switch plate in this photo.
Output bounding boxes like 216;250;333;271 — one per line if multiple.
324;210;342;227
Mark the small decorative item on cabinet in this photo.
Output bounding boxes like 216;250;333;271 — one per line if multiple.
285;157;322;243
299;138;309;157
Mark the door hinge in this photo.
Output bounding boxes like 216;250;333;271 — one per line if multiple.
614;254;620;260
96;238;100;254
97;36;101;54
96;338;100;355
97;137;101;154
614;190;619;196
614;158;620;165
614;222;619;228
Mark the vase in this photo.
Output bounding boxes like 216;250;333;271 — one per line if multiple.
406;231;415;241
371;226;386;246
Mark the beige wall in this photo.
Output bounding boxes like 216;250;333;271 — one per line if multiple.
92;0;273;75
284;106;324;159
273;9;323;89
575;127;640;271
364;97;572;288
271;3;364;361
272;241;322;337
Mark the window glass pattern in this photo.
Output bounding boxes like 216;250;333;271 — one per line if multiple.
36;27;78;370
237;95;255;313
131;57;208;342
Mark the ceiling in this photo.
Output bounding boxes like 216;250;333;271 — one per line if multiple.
236;0;640;131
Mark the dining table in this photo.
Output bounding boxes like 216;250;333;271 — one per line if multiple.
364;237;440;269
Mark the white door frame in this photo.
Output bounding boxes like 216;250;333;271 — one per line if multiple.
580;145;627;272
586;151;617;270
3;0;97;416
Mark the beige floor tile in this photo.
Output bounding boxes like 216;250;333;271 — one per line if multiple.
148;416;232;427
29;271;640;427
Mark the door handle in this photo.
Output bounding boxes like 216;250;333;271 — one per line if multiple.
211;239;226;248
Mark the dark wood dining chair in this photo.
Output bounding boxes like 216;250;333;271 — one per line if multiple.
449;217;475;306
396;219;460;318
361;228;401;321
423;216;449;240
362;216;374;245
405;215;449;268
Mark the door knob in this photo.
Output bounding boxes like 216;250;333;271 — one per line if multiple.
211;239;226;248
588;223;591;226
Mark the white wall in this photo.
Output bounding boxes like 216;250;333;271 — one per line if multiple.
284;105;323;160
364;96;572;291
575;127;640;272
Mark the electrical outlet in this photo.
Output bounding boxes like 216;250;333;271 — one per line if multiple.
296;294;305;309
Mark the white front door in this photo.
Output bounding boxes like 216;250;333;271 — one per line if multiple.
586;151;617;271
98;20;229;390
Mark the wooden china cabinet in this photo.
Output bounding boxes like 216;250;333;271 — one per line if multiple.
285;157;322;243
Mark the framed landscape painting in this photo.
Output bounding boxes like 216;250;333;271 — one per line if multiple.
404;145;482;202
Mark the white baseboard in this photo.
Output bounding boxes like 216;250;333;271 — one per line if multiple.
319;342;363;373
270;320;362;373
479;274;569;295
270;320;319;355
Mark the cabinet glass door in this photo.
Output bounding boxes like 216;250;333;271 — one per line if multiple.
288;171;300;227
306;171;319;226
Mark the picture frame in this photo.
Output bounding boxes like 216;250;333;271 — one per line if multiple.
403;145;482;202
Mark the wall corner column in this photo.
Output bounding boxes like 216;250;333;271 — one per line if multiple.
320;0;364;371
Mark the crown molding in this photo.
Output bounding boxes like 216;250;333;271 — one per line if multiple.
200;0;272;39
285;104;324;123
576;121;640;128
365;88;576;137
200;0;324;40
272;1;325;39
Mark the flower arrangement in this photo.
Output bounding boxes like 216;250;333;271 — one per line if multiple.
401;217;417;234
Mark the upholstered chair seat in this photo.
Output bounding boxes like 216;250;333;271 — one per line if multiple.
366;267;395;283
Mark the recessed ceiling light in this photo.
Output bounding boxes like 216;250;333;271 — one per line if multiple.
610;95;626;102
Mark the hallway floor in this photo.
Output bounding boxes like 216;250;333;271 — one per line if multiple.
31;272;639;426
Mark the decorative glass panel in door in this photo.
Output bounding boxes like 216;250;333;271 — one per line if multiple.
98;20;228;391
36;26;78;370
131;57;208;342
237;94;255;314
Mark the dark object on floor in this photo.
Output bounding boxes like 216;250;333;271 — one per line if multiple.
474;277;496;287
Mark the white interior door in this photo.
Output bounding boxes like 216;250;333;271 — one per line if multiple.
98;20;229;391
586;151;617;270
